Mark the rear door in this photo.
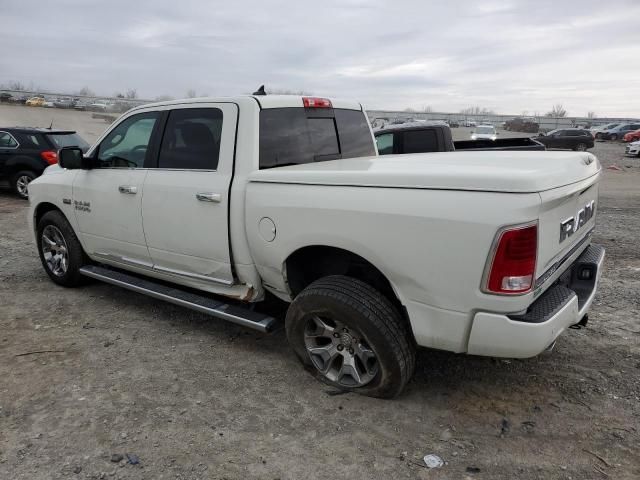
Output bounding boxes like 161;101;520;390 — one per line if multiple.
141;103;238;286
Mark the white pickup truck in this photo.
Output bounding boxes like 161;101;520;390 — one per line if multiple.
28;95;604;398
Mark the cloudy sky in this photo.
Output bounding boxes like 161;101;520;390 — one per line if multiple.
2;0;639;116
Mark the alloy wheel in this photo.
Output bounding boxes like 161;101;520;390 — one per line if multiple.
41;225;69;277
304;315;379;387
16;175;32;198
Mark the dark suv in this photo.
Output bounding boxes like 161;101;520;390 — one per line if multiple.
535;128;594;151
0;128;89;198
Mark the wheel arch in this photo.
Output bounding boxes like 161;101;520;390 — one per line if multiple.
283;245;415;342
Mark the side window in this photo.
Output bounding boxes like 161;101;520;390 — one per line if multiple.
0;132;18;148
403;129;438;153
375;133;394;155
96;112;159;168
158;108;223;170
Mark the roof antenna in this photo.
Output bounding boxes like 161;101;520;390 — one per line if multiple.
48;120;53;130
252;85;266;96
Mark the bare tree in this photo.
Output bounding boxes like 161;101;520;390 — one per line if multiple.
420;105;433;113
125;89;137;99
186;89;197;98
78;86;95;97
403;107;417;113
546;104;567;117
460;106;495;115
587;111;597;119
155;94;174;101
8;80;26;91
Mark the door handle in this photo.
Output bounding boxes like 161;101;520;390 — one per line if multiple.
118;185;138;194
196;192;221;203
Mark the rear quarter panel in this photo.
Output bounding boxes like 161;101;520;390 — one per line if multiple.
245;181;542;316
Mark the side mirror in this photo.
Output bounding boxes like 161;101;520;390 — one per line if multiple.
59;147;90;169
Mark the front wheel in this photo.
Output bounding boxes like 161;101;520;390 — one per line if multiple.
286;275;416;398
610;134;618;141
11;170;36;199
36;210;87;287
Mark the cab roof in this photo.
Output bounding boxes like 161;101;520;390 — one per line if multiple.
130;95;363;112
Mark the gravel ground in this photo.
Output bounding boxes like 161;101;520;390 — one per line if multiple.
0;109;639;479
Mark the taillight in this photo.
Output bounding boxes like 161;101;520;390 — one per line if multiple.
484;223;538;294
302;97;332;108
40;150;58;165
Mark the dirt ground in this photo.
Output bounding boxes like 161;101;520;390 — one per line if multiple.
0;109;639;479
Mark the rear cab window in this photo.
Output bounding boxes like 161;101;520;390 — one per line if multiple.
46;132;90;152
259;105;375;169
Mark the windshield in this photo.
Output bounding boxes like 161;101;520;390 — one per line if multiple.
603;123;620;130
46;133;90;152
476;126;495;134
259;108;376;169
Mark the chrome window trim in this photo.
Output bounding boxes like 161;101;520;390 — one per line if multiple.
0;130;20;149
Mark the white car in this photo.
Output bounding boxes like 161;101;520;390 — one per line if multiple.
624;140;640;157
28;94;604;397
471;125;498;140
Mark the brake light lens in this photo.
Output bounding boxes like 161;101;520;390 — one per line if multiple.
302;97;332;108
40;150;58;165
485;223;538;294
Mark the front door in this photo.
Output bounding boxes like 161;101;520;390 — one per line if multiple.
72;111;161;268
141;104;238;286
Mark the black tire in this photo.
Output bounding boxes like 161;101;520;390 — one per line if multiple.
610;134;618;141
574;143;587;151
36;210;87;287
11;170;36;199
286;275;416;398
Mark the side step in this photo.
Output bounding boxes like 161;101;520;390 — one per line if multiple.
79;265;278;333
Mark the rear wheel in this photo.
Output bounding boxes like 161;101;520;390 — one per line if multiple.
11;170;36;199
610;134;618;141
574;143;587;151
36;210;87;287
286;275;416;398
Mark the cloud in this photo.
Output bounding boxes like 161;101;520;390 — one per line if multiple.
1;0;639;116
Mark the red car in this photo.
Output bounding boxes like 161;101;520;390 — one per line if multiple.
623;128;640;142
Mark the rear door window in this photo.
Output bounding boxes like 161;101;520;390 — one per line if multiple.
157;108;223;170
259;108;375;169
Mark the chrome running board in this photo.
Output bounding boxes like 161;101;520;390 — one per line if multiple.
79;265;278;333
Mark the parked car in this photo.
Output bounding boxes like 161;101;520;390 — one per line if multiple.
535;128;594;151
0;93;13;103
622;128;640;143
28;95;604;397
598;123;640;141
504;117;539;133
53;97;78;109
624;140;640;157
591;123;620;139
25;96;46;107
374;122;544;154
0;128;89;198
447;120;459;128
471;125;498;141
462;119;477;127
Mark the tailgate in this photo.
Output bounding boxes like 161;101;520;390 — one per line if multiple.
536;174;600;287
